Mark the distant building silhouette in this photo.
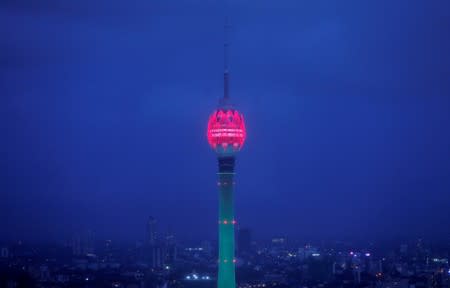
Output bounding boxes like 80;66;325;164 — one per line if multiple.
71;235;81;256
71;231;95;256
164;234;177;264
147;217;157;245
201;240;213;256
83;230;95;254
150;246;164;268
144;216;177;268
237;228;252;256
0;247;9;258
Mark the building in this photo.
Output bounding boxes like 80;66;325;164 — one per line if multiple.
147;217;157;246
84;230;95;255
0;247;9;258
72;234;82;256
201;240;213;256
237;228;252;256
163;234;177;264
150;245;164;268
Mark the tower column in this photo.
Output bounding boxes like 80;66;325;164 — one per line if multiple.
218;156;236;288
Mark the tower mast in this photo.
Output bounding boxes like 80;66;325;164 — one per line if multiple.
223;16;230;100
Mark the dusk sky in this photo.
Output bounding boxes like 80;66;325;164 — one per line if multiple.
1;0;449;243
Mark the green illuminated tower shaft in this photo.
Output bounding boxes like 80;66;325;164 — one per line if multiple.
218;156;236;288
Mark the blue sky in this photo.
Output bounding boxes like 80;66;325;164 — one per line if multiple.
1;0;449;243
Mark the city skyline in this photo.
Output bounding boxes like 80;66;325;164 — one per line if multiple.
1;0;450;245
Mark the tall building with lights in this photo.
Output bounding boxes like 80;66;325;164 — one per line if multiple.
206;32;246;288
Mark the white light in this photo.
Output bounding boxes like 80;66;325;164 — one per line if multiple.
365;253;371;257
85;277;89;281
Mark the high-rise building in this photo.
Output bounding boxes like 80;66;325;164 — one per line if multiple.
206;31;247;288
71;234;81;256
147;217;157;245
400;244;408;254
83;230;95;254
164;234;177;264
237;228;252;256
150;246;164;268
144;217;164;268
0;247;9;258
201;240;213;256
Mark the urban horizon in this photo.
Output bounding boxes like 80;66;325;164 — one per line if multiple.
1;214;449;249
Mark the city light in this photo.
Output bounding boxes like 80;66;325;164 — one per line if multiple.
185;273;212;281
185;247;203;251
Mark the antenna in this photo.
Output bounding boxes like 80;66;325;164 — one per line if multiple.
223;5;230;100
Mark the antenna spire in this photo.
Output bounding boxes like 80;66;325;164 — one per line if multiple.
223;10;230;100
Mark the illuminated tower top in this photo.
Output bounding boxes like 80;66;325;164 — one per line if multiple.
206;15;246;156
207;109;246;155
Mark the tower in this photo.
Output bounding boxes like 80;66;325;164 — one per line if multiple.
206;23;246;288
